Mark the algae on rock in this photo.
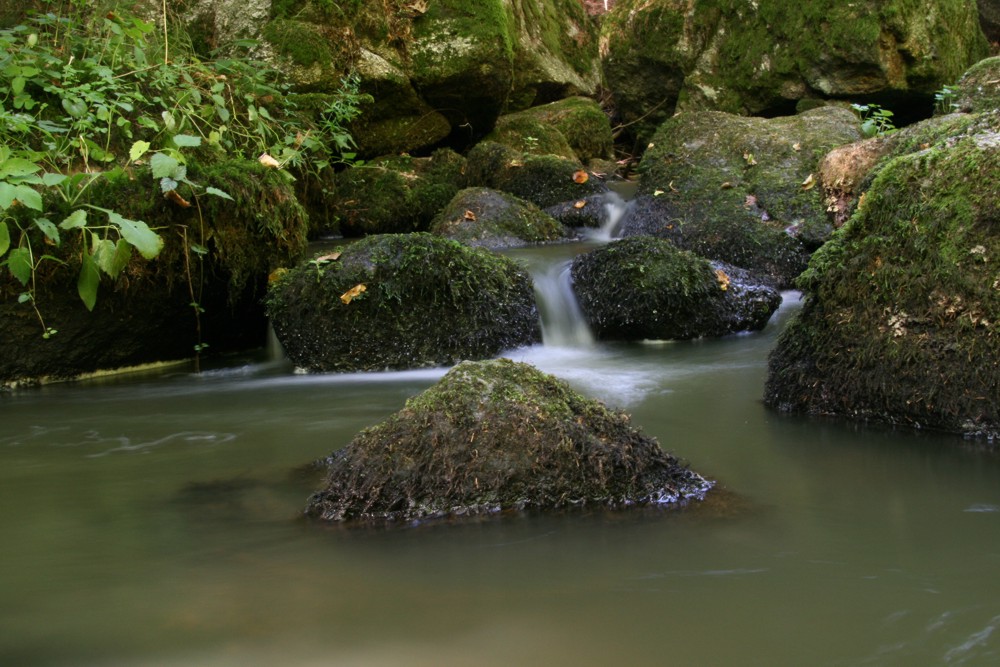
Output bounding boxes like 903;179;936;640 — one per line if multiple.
306;358;713;522
266;233;540;372
765;132;1000;439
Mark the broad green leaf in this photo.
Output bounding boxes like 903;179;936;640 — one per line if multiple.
77;251;99;311
62;97;87;118
0;221;9;256
150;152;179;179
11;76;25;95
33;217;60;244
42;172;68;187
13;184;42;211
172;134;201;148
129;140;151;162
107;211;163;259
204;186;233;200
0;182;13;209
0;156;42;179
7;247;32;285
59;209;88;230
107;238;132;278
160;177;178;193
92;238;117;275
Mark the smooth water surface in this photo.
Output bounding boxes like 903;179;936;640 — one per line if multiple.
3;249;1000;666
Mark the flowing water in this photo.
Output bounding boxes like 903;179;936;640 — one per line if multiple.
3;239;1000;666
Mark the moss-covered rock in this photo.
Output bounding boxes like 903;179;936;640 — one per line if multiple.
266;233;540;372
571;237;781;341
326;149;467;236
430;187;568;248
544;192;622;230
601;0;989;145
305;358;712;522
951;56;1000;113
466;141;608;209
486;96;614;163
764;132;1000;439
0;159;309;385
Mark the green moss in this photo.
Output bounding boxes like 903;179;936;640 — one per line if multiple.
766;132;1000;437
431;187;567;248
263;19;334;69
266;233;540;372
305;358;712;522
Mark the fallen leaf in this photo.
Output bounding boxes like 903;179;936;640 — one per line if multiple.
715;268;730;291
668;181;678;192
744;194;757;208
720;181;733;189
573;170;589;184
574;200;587;209
653;189;665;197
801;173;815;190
463;210;477;221
258;153;282;168
647;142;655;150
164;189;191;207
315;252;341;263
509;159;524;168
340;283;367;304
792;142;801;151
268;268;288;283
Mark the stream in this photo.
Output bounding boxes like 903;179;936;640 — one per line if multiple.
3;227;1000;666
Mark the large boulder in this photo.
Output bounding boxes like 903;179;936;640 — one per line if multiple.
305;358;713;522
266;233;540;372
618;107;861;285
571;237;781;341
764;131;1000;439
485;97;615;164
1;159;309;385
950;56;1000;114
430;187;569;249
601;0;989;145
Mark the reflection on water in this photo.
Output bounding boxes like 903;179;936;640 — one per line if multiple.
2;254;1000;666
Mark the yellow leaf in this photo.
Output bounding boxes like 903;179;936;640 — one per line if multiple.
340;283;367;304
653;189;664;197
315;252;341;263
792;142;801;151
715;268;730;291
572;170;589;184
573;200;587;209
258;153;282;169
720;181;733;189
801;173;815;190
463;210;477;221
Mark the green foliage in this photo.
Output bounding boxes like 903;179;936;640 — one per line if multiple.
934;85;958;115
851;103;896;138
0;4;365;338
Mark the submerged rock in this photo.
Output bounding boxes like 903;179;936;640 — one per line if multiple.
765;131;1000;439
266;233;540;372
430;187;568;249
571;237;781;341
305;358;712;522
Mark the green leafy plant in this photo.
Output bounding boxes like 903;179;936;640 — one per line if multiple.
934;85;958;115
851;103;896;138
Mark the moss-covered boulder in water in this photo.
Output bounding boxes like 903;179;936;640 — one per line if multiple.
571;237;781;341
305;358;712;522
326;149;467;236
764;132;1000;439
466;141;608;209
0;159;308;385
266;234;539;372
601;0;989;145
430;187;568;249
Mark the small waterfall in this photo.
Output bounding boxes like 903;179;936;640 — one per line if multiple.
533;260;594;348
579;191;630;243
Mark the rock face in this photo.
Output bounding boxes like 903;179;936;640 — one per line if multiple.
765;131;1000;439
485;96;615;164
266;233;540;372
305;358;713;522
601;0;989;144
951;56;1000;114
430;187;568;249
571;237;781;341
179;0;602;155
